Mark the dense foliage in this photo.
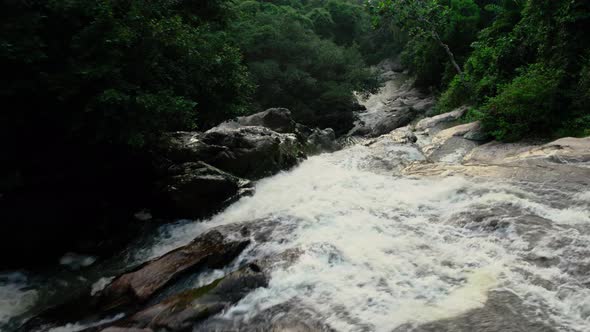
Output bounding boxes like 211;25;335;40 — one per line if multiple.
1;0;252;150
227;0;382;133
375;0;590;140
1;0;386;153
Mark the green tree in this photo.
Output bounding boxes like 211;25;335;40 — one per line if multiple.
229;0;379;133
1;0;253;149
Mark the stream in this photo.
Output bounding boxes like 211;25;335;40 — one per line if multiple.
2;76;590;332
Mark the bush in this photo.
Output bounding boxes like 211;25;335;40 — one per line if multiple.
480;64;564;141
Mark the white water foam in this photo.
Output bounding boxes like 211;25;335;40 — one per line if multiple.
0;272;37;326
137;145;590;331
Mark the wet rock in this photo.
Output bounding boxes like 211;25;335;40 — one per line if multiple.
371;107;416;137
109;264;267;331
381;126;418;144
423;122;483;163
215;108;296;134
393;291;556;332
196;301;335;332
101;328;153;332
200;126;303;179
154;162;252;219
96;230;250;311
155;131;225;165
20;231;250;332
414;106;467;132
303;127;339;154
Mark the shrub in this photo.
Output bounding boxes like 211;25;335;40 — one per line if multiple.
480;64;564;141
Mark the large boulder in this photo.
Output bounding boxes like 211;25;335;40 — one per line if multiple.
201;126;303;179
154;132;225;164
156;127;304;181
422;122;484;163
20;230;251;331
370;107;416;137
295;125;339;154
119;264;267;331
215;108;296;134
96;230;250;311
154;162;252;219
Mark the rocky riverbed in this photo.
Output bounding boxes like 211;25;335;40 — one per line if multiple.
2;73;590;332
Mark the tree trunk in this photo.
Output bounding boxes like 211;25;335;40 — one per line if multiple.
431;30;465;82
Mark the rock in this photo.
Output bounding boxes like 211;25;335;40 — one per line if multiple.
21;230;251;332
393;291;557;332
462;141;537;165
154;162;252;218
411;96;436;113
96;230;250;311
511;136;590;163
197;301;336;332
304;127;339;154
216;108;296;134
371;107;416;137
462;137;590;166
414;106;468;132
421;122;483;163
201;126;303;179
155;131;226;165
158;126;305;181
112;264;267;331
378;126;417;144
101;328;153;332
462;122;490;141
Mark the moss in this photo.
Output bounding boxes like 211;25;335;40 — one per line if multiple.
172;277;224;307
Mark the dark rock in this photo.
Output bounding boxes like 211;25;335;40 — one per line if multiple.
156;126;304;181
216;108;296;134
101;328;153;332
20;230;250;332
307;128;338;153
371;107;416;137
154;131;225;166
201;126;303;179
96;230;250;311
108;264;267;331
154;162;252;219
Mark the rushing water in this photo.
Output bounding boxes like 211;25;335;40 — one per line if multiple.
3;139;590;331
2;83;590;332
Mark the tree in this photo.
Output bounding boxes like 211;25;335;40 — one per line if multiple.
374;0;466;81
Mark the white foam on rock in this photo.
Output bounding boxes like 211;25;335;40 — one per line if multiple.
0;272;37;326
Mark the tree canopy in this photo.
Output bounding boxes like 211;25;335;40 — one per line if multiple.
373;0;590;140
